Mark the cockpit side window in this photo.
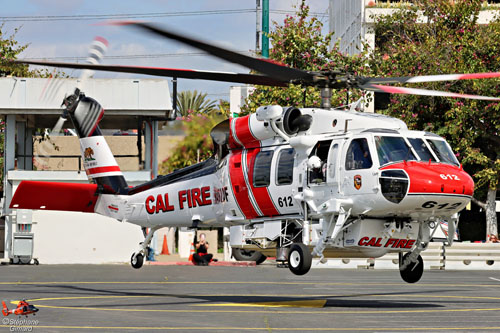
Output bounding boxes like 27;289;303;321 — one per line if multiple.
426;139;459;166
346;138;373;170
408;138;436;162
375;136;416;166
253;150;274;187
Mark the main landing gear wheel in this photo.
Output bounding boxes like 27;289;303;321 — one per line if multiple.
288;243;312;276
131;253;144;269
400;253;424;283
232;249;267;265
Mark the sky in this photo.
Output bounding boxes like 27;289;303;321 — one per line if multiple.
2;0;330;101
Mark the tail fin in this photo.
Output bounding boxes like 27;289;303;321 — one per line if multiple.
2;301;9;316
64;90;129;194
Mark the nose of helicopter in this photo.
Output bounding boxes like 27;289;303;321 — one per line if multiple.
381;161;474;197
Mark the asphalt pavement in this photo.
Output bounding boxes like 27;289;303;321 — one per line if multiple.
1;264;500;332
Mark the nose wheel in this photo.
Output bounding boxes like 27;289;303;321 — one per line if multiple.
399;253;424;283
131;253;144;269
130;226;160;269
288;243;312;275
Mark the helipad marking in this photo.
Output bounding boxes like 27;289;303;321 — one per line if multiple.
26;293;500;303
194;300;327;308
23;294;500;315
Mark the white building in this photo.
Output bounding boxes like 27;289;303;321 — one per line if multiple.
329;0;500;55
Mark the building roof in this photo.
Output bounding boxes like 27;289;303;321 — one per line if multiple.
0;78;172;129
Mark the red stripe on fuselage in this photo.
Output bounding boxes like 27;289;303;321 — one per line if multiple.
87;165;121;175
246;148;279;216
229;151;258;219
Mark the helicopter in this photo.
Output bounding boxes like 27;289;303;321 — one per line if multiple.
9;22;500;283
2;300;39;317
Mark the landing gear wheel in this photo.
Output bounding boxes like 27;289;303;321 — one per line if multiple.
400;253;424;283
131;253;144;269
232;249;267;265
288;243;312;276
19;257;31;265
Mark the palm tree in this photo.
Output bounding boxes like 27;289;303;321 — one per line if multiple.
176;90;217;116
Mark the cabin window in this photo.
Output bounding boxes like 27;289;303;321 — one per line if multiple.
253;150;274;187
276;148;295;185
408;138;436;162
374;136;416;166
345;138;373;170
328;143;339;180
426;139;459;166
308;140;332;184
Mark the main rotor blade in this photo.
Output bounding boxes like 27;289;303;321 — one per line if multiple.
363;83;500;101
15;60;288;86
366;72;500;85
114;21;315;83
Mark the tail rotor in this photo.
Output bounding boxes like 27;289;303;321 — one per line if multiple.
35;37;109;169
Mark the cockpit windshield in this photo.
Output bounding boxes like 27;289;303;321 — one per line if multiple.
375;136;417;166
408;138;436;162
426;139;459;166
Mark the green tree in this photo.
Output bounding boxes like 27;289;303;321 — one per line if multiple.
159;106;227;174
243;0;371;113
369;0;500;238
0;25;35;186
0;25;30;77
177;90;217;116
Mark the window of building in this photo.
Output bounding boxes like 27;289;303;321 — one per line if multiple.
345;138;373;170
276;148;295;185
253;150;274;187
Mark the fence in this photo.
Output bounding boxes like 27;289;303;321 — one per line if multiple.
312;243;500;270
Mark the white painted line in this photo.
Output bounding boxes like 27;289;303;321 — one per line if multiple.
488;277;500;282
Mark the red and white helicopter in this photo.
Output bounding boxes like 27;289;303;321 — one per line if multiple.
10;22;500;283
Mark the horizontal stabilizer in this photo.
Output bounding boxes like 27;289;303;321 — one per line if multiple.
10;181;99;213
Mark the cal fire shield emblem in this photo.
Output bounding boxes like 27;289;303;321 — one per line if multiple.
354;175;362;190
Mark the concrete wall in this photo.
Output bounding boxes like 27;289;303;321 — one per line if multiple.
8;171;151;264
33;135;184;172
30;210;144;264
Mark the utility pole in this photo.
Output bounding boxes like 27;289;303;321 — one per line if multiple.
262;0;269;58
256;0;262;55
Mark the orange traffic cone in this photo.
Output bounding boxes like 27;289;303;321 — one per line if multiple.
188;243;195;261
161;235;170;255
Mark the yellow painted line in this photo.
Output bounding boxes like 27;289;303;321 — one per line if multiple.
194;300;327;308
27;295;154;302
25;293;500;303
0;281;173;285
2;326;500;331
2;281;500;288
15;292;500;315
